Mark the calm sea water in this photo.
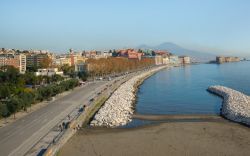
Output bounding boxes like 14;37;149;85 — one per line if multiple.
134;61;250;115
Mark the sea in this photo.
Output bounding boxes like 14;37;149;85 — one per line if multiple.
125;61;250;128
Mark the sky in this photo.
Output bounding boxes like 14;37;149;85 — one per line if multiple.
0;0;250;56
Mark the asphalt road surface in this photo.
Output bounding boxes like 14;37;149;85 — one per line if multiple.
0;81;107;156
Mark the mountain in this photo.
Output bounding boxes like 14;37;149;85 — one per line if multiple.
137;42;216;62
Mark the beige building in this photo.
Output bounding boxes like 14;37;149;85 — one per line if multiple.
54;55;87;67
216;56;240;64
54;57;71;66
179;56;191;64
154;55;163;65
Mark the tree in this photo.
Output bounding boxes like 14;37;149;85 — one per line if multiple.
85;57;154;78
0;103;9;120
19;90;34;112
152;51;156;56
60;64;75;77
138;49;143;53
0;84;12;99
78;71;88;81
26;65;38;72
23;72;37;86
40;57;52;68
7;96;21;119
112;49;118;57
51;74;64;83
0;65;19;83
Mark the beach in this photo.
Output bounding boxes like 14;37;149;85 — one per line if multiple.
59;117;250;156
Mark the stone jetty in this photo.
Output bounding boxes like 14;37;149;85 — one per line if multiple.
90;66;166;127
208;85;250;126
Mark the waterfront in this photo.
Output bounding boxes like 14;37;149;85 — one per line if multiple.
59;62;250;156
134;61;250;115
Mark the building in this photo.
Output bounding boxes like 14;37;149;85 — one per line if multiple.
26;53;51;68
0;54;26;73
19;54;26;73
179;56;191;64
169;55;180;64
54;51;88;67
35;68;63;76
117;49;143;60
54;57;71;66
128;51;142;60
154;55;163;65
216;56;240;64
162;56;170;64
75;63;87;72
82;50;112;59
82;50;97;58
155;50;171;56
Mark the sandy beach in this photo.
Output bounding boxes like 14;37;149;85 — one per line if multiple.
59;117;250;156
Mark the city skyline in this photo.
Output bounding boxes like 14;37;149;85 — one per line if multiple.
1;0;250;56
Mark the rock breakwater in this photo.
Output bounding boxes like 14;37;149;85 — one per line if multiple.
90;66;166;127
208;85;250;126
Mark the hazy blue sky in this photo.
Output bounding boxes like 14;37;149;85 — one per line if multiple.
0;0;250;55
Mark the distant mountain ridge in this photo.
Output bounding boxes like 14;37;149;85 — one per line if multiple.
137;42;216;62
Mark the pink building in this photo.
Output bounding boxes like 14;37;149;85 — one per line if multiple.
118;49;142;60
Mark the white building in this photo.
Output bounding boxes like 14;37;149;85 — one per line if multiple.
162;56;170;64
35;68;63;76
18;54;26;74
169;55;180;64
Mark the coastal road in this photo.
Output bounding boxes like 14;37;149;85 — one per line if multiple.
0;81;108;156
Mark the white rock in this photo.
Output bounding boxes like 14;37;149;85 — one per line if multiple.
90;66;167;127
208;85;250;126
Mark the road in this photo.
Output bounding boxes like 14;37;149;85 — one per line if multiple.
0;81;107;156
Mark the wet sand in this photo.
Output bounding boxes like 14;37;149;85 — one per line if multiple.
59;117;250;156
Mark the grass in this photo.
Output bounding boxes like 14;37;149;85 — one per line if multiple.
82;96;108;127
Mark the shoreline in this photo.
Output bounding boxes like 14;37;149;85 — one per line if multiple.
59;115;250;156
90;65;168;127
41;67;167;156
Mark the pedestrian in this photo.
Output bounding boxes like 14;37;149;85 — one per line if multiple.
83;105;86;111
68;114;70;120
59;124;62;132
62;122;65;129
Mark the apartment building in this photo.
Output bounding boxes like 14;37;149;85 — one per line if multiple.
26;53;51;68
0;54;26;73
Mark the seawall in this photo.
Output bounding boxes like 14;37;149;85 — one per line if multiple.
90;66;167;127
207;85;250;126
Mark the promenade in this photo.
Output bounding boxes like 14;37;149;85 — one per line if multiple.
0;81;107;156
